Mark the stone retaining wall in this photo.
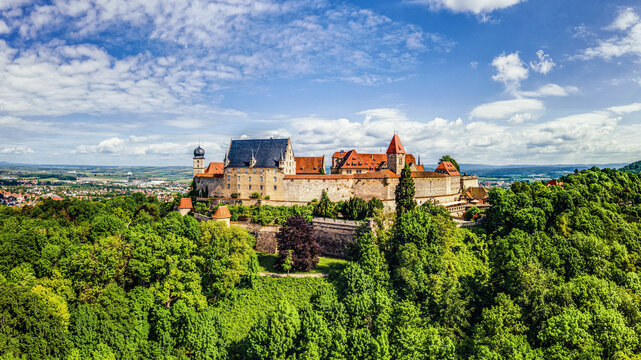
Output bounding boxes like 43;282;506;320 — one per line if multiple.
231;217;372;258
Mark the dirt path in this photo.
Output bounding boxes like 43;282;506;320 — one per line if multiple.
258;272;327;278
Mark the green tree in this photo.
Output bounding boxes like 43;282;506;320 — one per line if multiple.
395;164;416;218
313;190;337;218
246;300;301;360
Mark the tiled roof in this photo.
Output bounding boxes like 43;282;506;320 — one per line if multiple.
226;138;289;168
386;134;406;154
435;161;460;176
284;169;446;180
212;206;231;219
463;187;489;200
205;162;224;175
194;173;223;178
332;151;417;171
178;198;193;209
416;164;425;171
295;156;325;174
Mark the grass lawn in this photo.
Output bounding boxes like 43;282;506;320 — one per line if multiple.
257;252;348;274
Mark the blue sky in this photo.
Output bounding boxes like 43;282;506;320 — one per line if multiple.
0;0;639;166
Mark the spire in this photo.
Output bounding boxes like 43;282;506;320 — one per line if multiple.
386;134;406;154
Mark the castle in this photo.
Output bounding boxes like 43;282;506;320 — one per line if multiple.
192;134;478;208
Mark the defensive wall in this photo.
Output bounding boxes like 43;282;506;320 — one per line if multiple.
194;171;478;209
231;217;372;258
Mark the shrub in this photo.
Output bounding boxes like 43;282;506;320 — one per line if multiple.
231;193;240;198
343;197;369;220
249;192;261;199
313;190;337;218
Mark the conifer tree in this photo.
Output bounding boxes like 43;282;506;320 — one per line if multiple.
395;164;416;217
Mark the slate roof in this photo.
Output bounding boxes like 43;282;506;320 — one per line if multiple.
226;139;289;168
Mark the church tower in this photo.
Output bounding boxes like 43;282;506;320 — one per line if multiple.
193;146;205;176
386;134;406;175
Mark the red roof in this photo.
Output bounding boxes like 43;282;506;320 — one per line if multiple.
178;198;193;210
435;161;460;176
547;180;564;186
386;134;406;154
295;156;325;174
416;164;425;171
284;169;445;180
204;162;224;175
212;206;231;219
334;150;371;170
332;151;417;172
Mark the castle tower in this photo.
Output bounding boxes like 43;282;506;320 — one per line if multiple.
193;146;205;176
386;134;406;175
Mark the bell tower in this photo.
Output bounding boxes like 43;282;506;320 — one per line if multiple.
386;134;406;175
193;146;205;176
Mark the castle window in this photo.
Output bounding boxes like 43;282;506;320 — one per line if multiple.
249;185;252;190
237;176;240;181
237;185;240;189
274;169;277;174
261;169;264;173
254;169;257;174
273;177;277;182
227;184;230;189
260;185;263;190
249;176;252;182
245;169;248;173
274;185;277;190
260;176;263;182
227;175;230;180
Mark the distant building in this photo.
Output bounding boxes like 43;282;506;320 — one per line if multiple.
192;134;479;208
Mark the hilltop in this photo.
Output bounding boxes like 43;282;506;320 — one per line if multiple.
621;160;641;174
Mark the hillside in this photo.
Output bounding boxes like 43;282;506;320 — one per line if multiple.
621;160;641;173
1;167;641;359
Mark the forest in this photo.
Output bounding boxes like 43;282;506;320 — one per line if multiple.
1;166;641;359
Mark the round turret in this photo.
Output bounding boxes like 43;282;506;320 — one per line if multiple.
193;146;205;158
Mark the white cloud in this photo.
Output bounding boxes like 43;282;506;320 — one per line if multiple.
0;20;10;33
408;0;525;15
607;7;640;31
580;7;641;60
608;102;641;114
470;98;544;119
0;0;33;11
0;146;34;154
519;83;578;97
530;50;555;74
491;52;529;92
